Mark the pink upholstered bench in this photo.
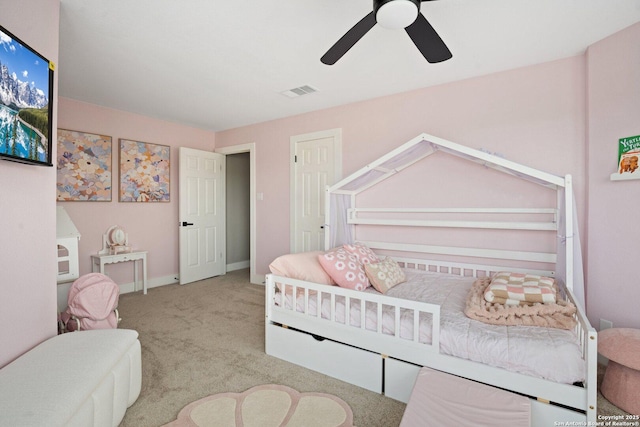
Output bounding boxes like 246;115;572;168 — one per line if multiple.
400;367;530;427
598;327;640;415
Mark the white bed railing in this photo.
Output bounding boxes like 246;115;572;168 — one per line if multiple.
266;274;441;364
394;256;555;278
565;283;598;418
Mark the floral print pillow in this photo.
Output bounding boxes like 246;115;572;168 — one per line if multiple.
342;243;379;265
318;248;370;291
364;257;406;294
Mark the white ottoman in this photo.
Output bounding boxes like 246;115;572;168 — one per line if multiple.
0;329;141;427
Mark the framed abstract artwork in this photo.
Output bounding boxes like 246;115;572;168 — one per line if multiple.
119;138;170;202
56;129;112;201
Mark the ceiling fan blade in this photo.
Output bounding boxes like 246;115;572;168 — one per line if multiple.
405;13;451;63
321;11;377;65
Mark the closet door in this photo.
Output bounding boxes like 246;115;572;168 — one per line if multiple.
290;129;342;253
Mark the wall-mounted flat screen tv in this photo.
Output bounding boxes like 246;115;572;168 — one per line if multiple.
0;24;54;167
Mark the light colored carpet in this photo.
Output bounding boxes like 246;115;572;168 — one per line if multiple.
117;268;629;426
162;384;353;427
117;269;404;427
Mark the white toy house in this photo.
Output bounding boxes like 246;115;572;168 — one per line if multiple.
56;206;81;284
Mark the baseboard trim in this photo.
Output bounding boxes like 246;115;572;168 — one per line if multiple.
227;260;250;272
251;273;265;285
119;274;179;294
58;272;263;308
57;274;179;310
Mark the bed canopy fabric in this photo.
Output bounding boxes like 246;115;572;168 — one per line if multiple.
324;133;585;307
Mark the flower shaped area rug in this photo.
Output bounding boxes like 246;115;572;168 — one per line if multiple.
162;384;354;427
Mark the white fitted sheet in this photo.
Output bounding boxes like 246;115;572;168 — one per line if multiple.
276;269;585;384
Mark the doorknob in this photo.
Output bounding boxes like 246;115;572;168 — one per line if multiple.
181;221;194;226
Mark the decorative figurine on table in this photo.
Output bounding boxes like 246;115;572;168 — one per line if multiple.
98;225;132;255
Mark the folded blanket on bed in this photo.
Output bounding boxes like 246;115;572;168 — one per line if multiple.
484;272;556;306
465;277;577;329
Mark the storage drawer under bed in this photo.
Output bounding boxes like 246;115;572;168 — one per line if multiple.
385;357;422;403
266;322;383;393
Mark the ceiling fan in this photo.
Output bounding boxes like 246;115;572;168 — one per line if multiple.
321;0;452;65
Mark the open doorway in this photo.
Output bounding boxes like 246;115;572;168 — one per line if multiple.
216;143;259;284
225;152;250;272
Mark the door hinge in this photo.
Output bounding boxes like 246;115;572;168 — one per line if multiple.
294;155;297;163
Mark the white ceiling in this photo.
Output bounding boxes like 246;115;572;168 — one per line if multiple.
58;0;640;132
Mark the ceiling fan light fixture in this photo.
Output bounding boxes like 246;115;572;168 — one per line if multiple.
375;0;419;30
321;0;450;65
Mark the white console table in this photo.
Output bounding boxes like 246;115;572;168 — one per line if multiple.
91;251;148;295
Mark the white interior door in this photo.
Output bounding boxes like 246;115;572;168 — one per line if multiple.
291;129;342;253
179;147;226;285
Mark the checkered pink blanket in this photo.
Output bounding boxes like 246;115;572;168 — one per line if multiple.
466;276;576;329
484;272;556;306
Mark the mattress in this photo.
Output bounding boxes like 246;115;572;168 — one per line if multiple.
276;269;585;384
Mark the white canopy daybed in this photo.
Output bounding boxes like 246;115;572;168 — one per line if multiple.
265;133;596;426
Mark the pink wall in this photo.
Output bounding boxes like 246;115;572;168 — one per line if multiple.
586;23;640;329
0;0;60;367
216;56;587;284
57;98;216;286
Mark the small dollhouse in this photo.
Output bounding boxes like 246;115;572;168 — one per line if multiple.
56;206;81;284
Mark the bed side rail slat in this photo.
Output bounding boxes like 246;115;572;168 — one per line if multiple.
348;207;559;231
360;240;557;265
392;256;555;278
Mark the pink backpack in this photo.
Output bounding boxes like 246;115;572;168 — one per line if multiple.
60;273;120;332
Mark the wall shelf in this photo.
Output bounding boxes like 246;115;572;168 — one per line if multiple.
610;172;640;181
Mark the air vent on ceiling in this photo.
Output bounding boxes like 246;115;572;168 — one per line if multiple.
280;85;319;98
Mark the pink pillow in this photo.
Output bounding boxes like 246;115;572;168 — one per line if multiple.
343;243;379;265
318;248;370;291
269;251;335;285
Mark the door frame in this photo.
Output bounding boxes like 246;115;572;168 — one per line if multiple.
215;143;259;284
290;128;342;253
